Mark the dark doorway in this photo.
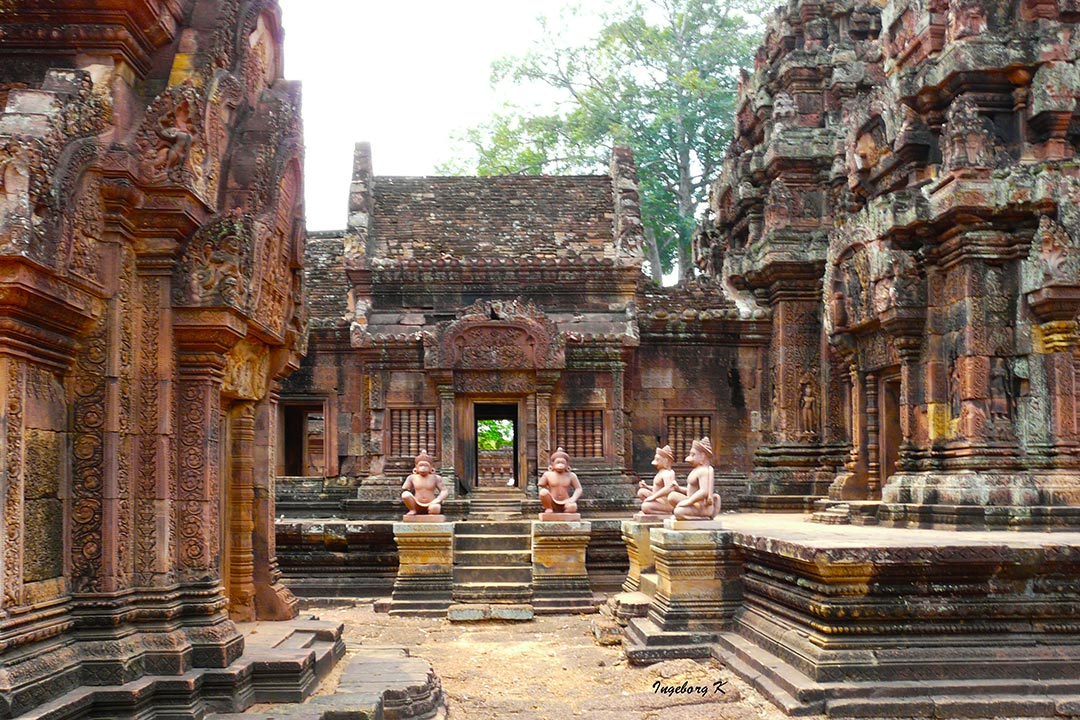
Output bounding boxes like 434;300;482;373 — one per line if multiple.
880;376;902;490
282;404;325;476
473;403;518;489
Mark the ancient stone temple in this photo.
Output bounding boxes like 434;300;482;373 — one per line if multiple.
614;0;1080;714
0;1;353;717
698;0;1080;528
286;143;769;517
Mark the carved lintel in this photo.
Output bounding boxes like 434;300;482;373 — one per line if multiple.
1027;286;1080;324
173;306;246;363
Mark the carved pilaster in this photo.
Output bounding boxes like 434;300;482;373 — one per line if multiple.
253;388;298;620
172;309;245;584
1;358;25;610
227;401;256;621
865;373;880;498
535;389;552;496
437;384;455;493
897;341;920;469
134;257;175;588
611;363;626;467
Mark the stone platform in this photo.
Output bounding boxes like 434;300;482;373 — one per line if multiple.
624;513;1080;717
15;618;346;720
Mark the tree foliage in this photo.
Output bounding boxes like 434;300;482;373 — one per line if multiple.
439;0;766;281
477;419;514;450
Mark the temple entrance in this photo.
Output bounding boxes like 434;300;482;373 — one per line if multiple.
472;403;519;489
880;374;902;488
281;403;326;476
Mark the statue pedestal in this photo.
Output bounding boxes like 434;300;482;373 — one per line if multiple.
389;522;454;616
531;520;595;614
538;511;580;521
621;517;665;592
401;514;447;523
624;525;741;664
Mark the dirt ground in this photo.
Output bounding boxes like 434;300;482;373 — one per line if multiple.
310;603;800;720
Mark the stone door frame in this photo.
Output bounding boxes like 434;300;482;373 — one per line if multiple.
456;394;530;492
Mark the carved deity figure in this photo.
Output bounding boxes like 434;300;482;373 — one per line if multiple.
800;383;819;436
948;351;962;418
636;445;683;515
539;447;583;516
401;450;448;516
671;437;721;520
943;95;996;170
988;357;1012;423
158;113;193;178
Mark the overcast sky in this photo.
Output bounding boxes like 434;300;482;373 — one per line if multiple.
278;1;584;230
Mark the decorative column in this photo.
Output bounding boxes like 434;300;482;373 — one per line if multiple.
437;382;456;495
133;256;174;588
896;339;922;471
254;385;298;619
865;373;880;498
1;357;25;612
535;379;554;497
227;401;257;621
611;361;627;468
172;309;245;668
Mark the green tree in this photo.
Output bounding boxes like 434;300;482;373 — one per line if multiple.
477;419;514;450
439;0;765;281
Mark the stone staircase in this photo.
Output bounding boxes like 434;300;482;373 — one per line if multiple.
452;520;533;606
466;487;525;519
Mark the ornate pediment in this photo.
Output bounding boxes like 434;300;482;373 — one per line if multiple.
424;298;565;371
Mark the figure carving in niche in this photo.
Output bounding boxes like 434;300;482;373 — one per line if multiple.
843;263;865;323
986;357;1015;439
772;91;797;133
158;113;193;179
401;450;448;518
539;447;582;519
671;437;721;520
830;286;849;329
799;382;819;436
188;230;243;306
948;350;961;418
943;95;999;170
852;121;890;172
947;0;986;40
636;445;683;516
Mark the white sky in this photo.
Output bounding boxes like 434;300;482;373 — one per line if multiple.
278;0;587;231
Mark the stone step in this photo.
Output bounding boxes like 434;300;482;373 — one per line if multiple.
453;565;532;585
454;533;531;552
453;582;533;603
714;631;824;706
454;549;532;567
448;603;535;622
454;521;531;535
622;617;720;665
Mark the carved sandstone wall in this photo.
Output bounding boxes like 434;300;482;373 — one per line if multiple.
0;0;306;714
701;0;1080;526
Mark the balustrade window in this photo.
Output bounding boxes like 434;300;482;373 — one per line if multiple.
389;408;437;458
556;409;604;458
666;414;712;460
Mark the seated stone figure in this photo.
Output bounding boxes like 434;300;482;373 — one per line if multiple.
670;437;721;520
539;447;583;517
637;444;682;516
401;450;449;516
